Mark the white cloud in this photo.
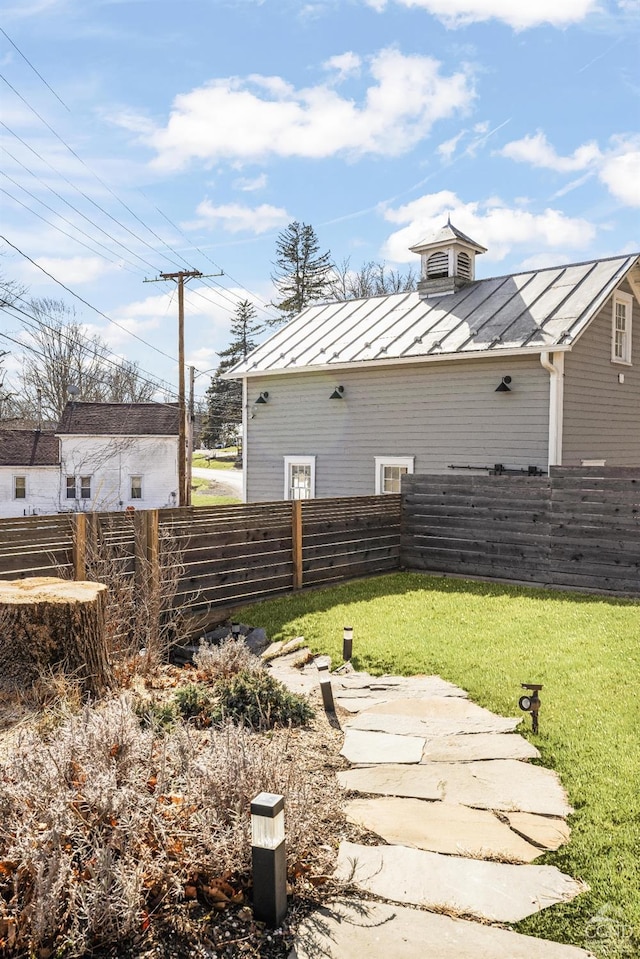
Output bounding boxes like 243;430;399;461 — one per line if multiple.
501;132;640;207
381;191;596;263
232;173;268;192
144;49;474;171
184;200;290;234
323;51;362;81
500;132;601;172
27;256;116;285
437;131;465;160
365;0;598;30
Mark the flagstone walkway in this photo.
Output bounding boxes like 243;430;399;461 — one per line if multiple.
263;645;594;959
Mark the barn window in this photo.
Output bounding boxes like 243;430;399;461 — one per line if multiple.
457;251;472;280
612;291;632;365
426;252;449;279
374;456;415;494
284;456;316;500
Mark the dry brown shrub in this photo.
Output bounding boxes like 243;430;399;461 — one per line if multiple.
0;694;341;957
193;636;261;681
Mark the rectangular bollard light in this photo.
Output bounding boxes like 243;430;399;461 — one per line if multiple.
317;661;336;713
251;792;287;927
343;625;353;661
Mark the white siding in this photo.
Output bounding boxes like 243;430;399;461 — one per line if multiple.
246;357;550;501
59;435;179;511
563;280;640;465
0;466;61;517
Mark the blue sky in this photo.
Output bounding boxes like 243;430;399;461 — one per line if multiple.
1;0;638;403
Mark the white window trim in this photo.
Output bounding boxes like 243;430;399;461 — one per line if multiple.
13;475;26;499
79;475;92;500
374;456;415;495
611;290;633;365
130;474;143;500
283;455;316;500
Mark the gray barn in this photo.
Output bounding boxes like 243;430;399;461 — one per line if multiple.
229;223;640;502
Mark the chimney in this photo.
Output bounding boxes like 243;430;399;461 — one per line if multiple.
410;217;486;299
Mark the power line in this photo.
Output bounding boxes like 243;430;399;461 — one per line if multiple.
0;235;179;363
0;28;70;112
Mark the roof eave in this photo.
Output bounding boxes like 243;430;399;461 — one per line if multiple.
227;344;573;379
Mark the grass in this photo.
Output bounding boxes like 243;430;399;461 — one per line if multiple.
192;451;238;470
190;474;240;507
234;572;640;956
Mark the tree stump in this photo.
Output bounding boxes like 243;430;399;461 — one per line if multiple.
0;577;112;696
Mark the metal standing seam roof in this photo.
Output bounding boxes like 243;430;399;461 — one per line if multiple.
228;254;639;377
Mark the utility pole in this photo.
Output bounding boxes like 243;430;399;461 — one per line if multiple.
144;269;221;507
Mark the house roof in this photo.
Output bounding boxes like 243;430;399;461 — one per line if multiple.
229;253;639;377
409;221;487;254
0;430;60;466
57;402;180;435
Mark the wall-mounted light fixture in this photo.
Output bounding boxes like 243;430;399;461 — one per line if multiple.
255;391;269;405
495;375;512;393
330;386;345;400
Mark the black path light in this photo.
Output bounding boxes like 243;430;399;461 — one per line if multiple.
231;622;241;640
343;625;353;661
316;659;336;712
519;682;543;733
251;792;287;927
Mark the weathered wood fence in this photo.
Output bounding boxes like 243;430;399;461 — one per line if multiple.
402;467;640;594
0;496;402;628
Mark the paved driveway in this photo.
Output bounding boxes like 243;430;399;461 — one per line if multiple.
192;466;243;496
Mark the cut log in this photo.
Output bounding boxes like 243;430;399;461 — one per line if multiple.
0;577;112;696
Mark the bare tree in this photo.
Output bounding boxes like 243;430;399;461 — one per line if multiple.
16;299;153;421
329;257;417;300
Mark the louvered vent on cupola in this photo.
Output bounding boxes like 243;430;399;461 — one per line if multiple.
410;218;487;299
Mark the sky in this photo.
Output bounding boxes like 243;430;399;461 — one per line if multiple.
1;0;639;405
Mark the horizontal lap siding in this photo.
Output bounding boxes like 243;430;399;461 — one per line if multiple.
246;358;549;502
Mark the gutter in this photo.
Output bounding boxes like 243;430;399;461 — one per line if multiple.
540;351;564;468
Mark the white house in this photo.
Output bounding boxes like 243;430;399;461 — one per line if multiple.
0;402;180;517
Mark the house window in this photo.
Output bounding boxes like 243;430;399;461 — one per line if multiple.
374;456;415;495
66;475;77;499
80;476;91;499
14;476;26;499
130;475;143;499
284;456;316;500
612;292;632;364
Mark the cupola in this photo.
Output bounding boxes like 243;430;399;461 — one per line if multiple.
410;218;487;298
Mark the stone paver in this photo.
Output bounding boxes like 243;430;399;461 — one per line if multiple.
348;696;521;735
289;899;595;959
506;812;571;851
338;758;572;817
345;797;542;861
340;729;425;765
335;841;587;923
422;732;540;762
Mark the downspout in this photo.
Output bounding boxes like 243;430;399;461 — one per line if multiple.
540;351;564;469
241;376;248;503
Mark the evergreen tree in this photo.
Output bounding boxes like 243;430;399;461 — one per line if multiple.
202;300;261;447
271;221;332;323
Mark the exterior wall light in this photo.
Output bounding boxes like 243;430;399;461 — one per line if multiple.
251;792;287;927
330;386;345;399
255;391;269;404
343;625;353;661
495;376;512;392
316;660;335;712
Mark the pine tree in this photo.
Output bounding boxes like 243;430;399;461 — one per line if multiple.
271;221;332;323
202;300;261;447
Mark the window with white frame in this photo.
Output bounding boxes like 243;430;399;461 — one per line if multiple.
66;475;76;499
612;291;632;364
130;475;143;499
80;476;91;499
374;456;414;494
14;476;26;499
284;456;316;500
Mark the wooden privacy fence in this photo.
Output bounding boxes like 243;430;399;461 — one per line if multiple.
401;467;640;595
0;495;402;627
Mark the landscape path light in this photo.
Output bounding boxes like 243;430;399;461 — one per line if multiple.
519;682;543;733
251;792;287;927
316;659;335;713
343;625;353;661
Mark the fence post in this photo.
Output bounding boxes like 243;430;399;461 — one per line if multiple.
292;500;303;590
146;509;161;645
73;512;87;580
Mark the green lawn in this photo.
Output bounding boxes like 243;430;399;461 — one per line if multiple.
192;451;237;470
190;474;240;507
235;572;640;956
